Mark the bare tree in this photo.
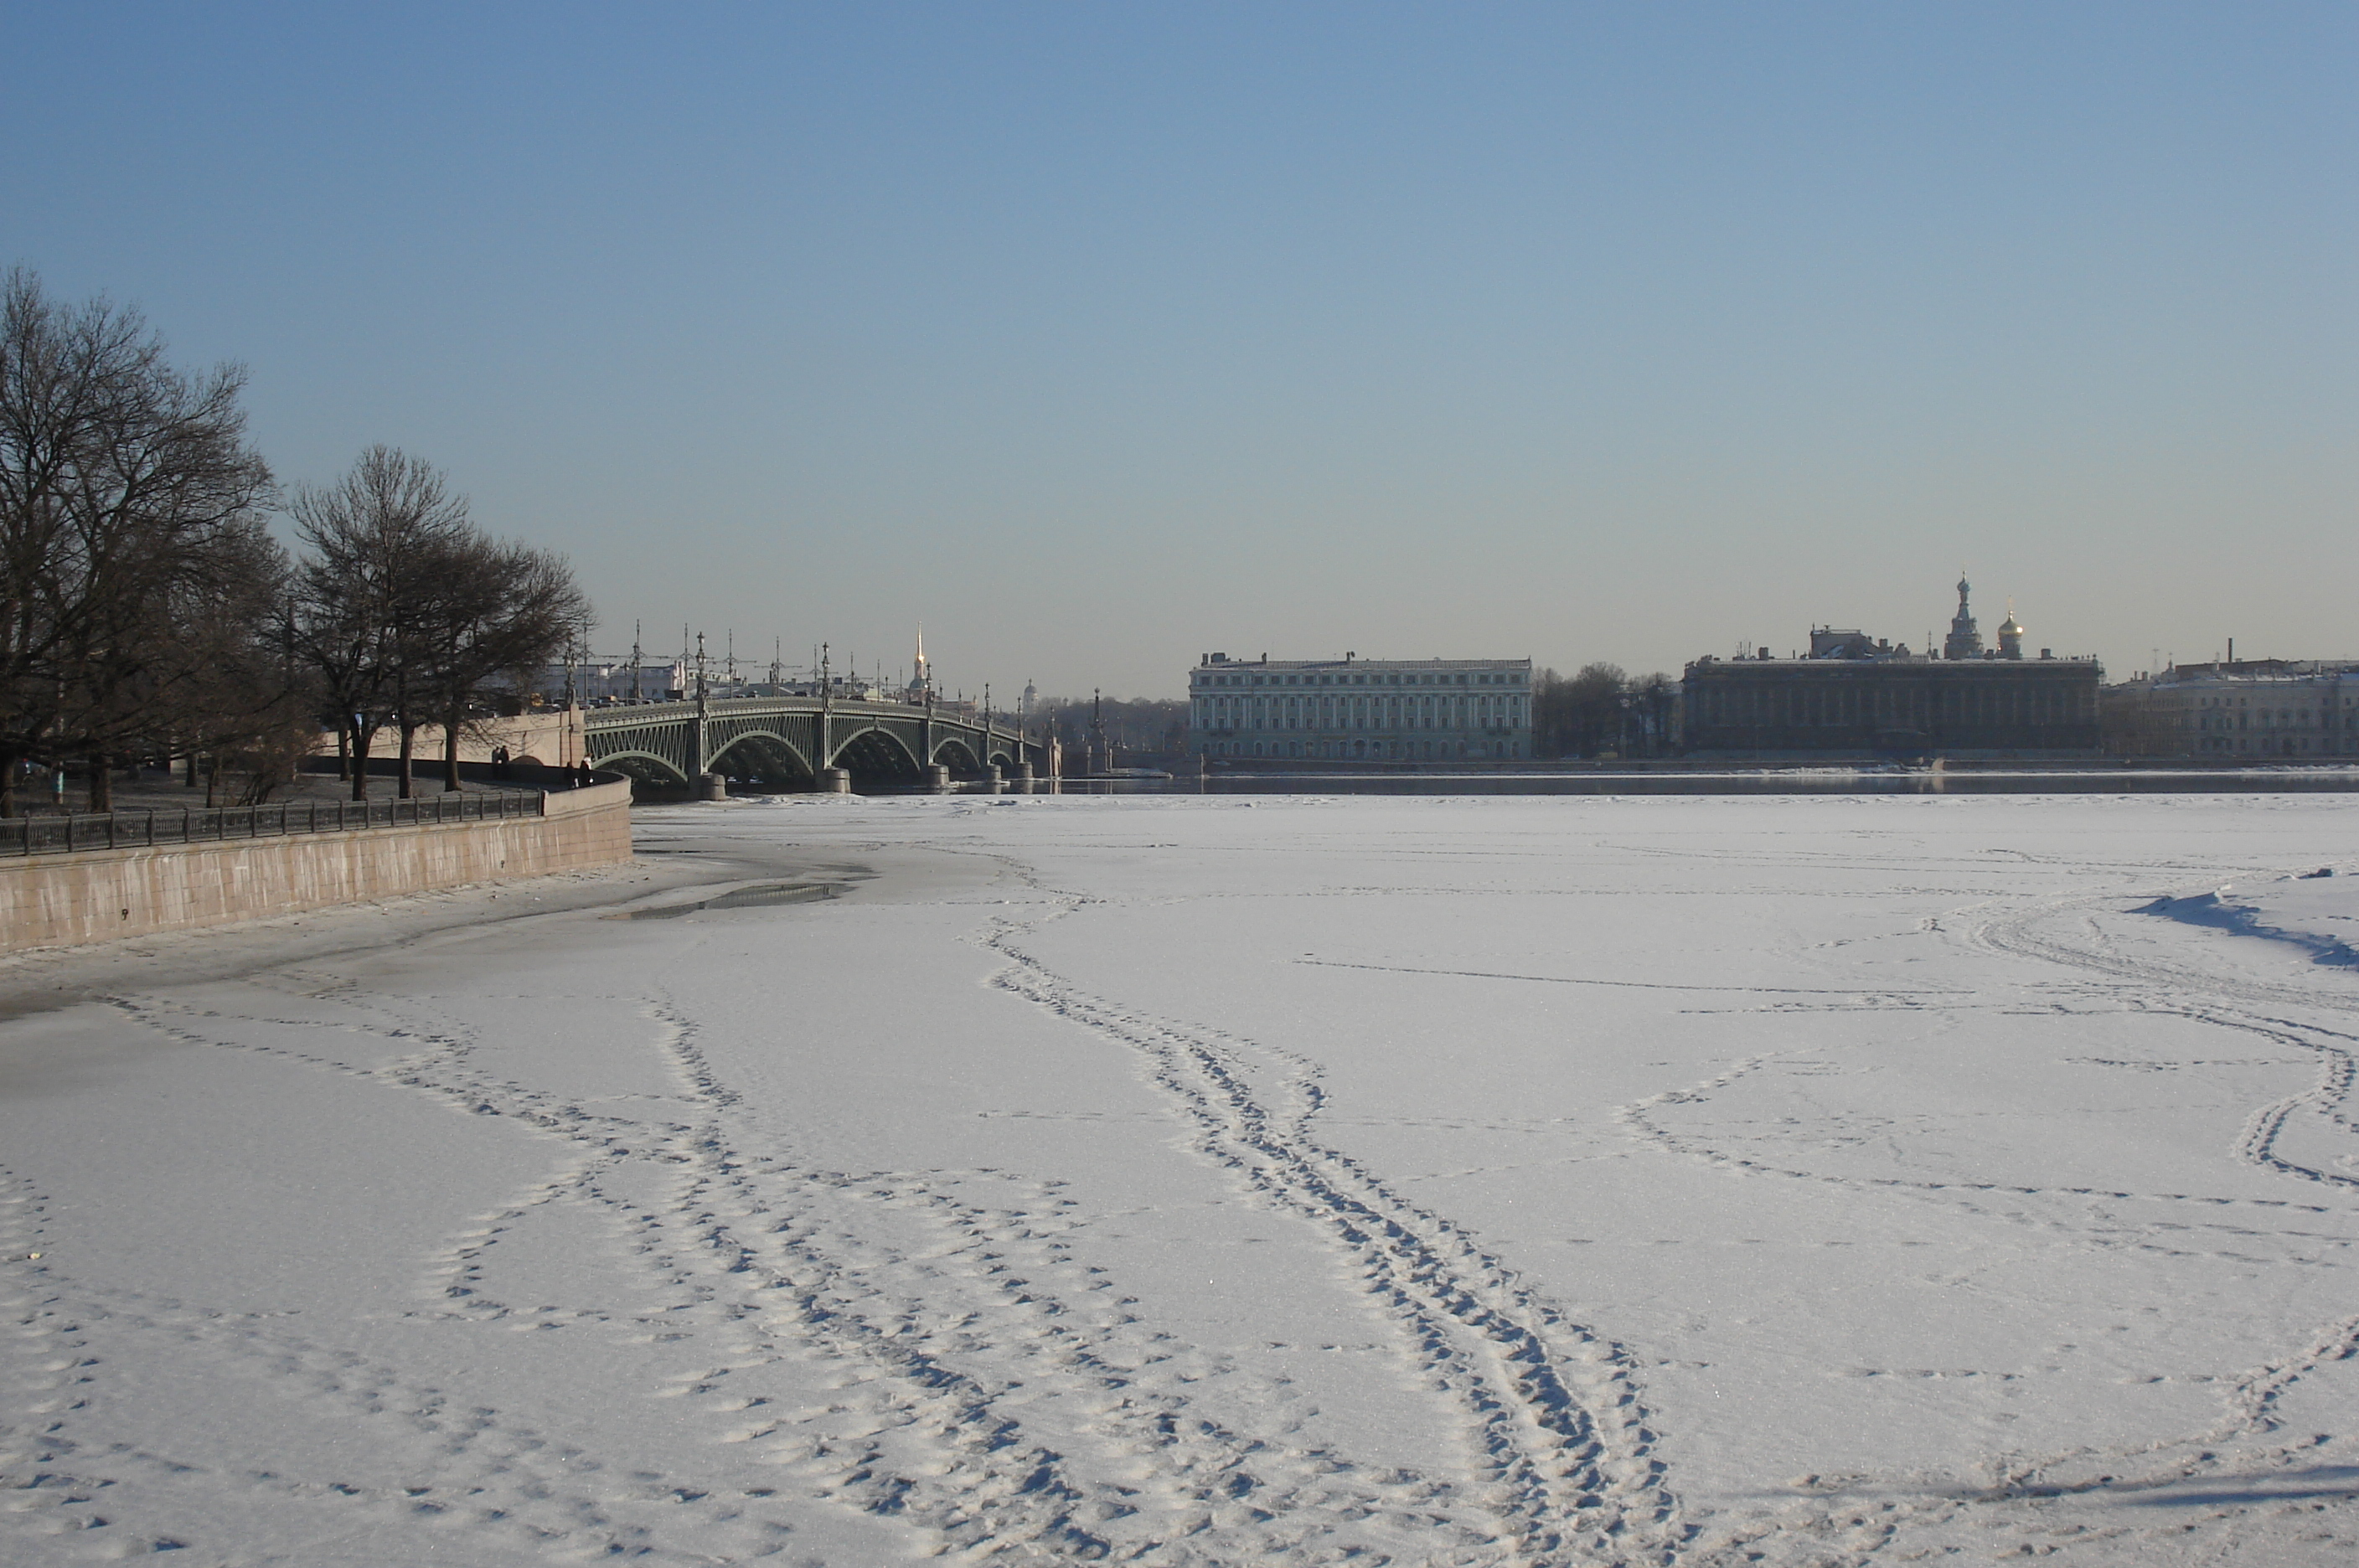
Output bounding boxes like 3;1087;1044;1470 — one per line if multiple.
287;447;470;800
163;529;317;802
1625;672;1677;758
416;539;588;791
1030;694;1190;763
78;515;304;803
1531;663;1612;758
288;448;590;798
0;269;278;814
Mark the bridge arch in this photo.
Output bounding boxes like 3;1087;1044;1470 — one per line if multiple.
832;725;924;787
708;730;815;788
931;737;983;777
594;749;694;789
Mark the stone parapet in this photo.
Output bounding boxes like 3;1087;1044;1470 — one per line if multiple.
0;780;631;953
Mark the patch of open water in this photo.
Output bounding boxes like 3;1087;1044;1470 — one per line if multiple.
607;883;837;920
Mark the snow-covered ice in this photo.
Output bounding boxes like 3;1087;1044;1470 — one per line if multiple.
4;792;2358;1565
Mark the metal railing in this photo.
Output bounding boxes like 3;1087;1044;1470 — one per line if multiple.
0;789;545;858
581;694;1002;725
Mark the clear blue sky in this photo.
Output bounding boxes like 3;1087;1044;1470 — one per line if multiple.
8;3;2351;696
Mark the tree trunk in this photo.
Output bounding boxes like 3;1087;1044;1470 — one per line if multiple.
337;727;351;780
185;750;201;787
349;722;378;801
398;724;416;799
87;754;112;812
206;753;220;807
0;750;18;818
443;704;465;792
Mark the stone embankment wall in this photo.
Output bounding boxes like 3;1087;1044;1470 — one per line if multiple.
0;780;631;953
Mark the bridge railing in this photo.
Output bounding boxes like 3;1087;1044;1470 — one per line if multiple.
0;788;544;858
584;699;698;725
586;696;1020;729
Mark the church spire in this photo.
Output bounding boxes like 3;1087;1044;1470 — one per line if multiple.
1943;570;1983;660
907;624;932;699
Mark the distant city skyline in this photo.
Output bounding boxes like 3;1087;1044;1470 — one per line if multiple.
8;3;2351;697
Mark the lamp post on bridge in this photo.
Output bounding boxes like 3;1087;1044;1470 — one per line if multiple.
921;672;936;784
693;632;710;785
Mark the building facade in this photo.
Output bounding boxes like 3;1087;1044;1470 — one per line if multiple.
1681;580;2101;757
1682;657;2102;756
522;660;691;704
1189;652;1533;761
2101;661;2359;759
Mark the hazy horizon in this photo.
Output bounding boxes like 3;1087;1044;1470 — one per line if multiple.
8;3;2351;699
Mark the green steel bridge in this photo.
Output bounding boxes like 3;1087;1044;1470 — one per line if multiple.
581;694;1040;791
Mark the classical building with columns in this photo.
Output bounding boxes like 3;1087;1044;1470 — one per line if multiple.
2102;660;2359;759
1680;578;2103;758
1190;652;1534;762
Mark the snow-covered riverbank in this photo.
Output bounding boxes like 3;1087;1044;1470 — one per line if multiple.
4;793;2356;1565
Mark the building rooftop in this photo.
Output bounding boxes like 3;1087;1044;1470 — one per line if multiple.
1196;653;1528;671
1687;652;2095;671
2130;659;2359;687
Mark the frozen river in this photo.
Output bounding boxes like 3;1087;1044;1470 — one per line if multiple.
3;793;2357;1565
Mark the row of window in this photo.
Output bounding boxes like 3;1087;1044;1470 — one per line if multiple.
2197;735;2359;755
1196;669;1525;691
1696;683;2090;728
2188;710;2356;731
1205;738;1524;761
1195;693;1529;733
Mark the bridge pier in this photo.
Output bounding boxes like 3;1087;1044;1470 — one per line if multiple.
819;767;850;794
926;764;952;792
982;766;1002;793
699;773;728;801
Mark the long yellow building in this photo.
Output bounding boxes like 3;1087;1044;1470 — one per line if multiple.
1190;652;1533;762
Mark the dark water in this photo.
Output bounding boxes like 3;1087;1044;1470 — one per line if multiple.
608;883;835;919
1023;768;2359;798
